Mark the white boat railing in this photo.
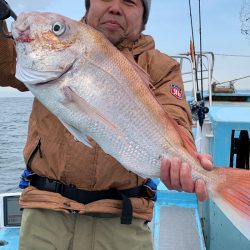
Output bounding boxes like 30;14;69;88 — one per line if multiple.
172;52;215;106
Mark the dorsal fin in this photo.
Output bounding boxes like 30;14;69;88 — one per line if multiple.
125;55;156;90
125;54;197;159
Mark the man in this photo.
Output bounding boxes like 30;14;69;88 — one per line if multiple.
0;0;212;249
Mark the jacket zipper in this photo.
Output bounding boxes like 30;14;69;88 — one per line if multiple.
27;140;43;171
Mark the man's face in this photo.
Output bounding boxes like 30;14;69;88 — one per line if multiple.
86;0;144;45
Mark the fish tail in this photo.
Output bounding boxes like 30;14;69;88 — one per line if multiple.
209;167;250;240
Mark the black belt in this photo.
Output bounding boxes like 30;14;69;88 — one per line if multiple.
30;175;148;224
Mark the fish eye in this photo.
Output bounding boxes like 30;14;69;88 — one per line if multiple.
52;22;66;36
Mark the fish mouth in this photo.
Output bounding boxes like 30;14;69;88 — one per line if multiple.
16;58;76;87
16;34;34;43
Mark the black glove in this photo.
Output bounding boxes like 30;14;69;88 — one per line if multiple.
0;0;17;38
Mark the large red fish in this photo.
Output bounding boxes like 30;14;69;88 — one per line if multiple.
12;12;250;240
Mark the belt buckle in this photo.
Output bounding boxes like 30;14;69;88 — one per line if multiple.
45;178;64;193
55;181;64;193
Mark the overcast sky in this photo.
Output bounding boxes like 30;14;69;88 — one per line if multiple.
1;0;249;97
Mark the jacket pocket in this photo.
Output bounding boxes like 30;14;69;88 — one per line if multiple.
26;138;43;171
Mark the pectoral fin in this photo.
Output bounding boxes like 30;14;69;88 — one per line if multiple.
62;86;127;145
60;120;93;148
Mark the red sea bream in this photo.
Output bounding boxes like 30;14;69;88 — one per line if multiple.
11;12;250;239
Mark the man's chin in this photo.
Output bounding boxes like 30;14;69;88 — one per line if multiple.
102;31;125;46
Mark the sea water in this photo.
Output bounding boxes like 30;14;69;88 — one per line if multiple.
0;97;33;193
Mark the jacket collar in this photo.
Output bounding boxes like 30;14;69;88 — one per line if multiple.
117;34;155;56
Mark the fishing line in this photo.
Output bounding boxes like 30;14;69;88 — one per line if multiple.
216;75;250;85
214;53;250;58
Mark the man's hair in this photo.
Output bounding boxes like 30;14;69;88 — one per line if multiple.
84;0;151;26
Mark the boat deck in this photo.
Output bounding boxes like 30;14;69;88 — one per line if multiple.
150;182;205;250
0;228;19;250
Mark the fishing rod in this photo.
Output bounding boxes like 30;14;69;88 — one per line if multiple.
188;0;200;98
188;0;208;128
198;0;204;100
196;0;208;128
0;0;17;38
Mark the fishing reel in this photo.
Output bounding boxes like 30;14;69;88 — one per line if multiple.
0;0;17;38
190;100;209;128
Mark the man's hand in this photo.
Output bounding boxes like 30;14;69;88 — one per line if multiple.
160;154;213;201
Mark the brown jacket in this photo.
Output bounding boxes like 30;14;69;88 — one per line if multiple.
0;22;193;221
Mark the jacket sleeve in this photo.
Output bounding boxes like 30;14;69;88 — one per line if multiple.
0;21;28;91
138;50;195;143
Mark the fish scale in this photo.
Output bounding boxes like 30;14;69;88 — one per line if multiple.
69;59;167;158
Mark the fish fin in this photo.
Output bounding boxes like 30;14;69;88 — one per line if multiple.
126;55;197;158
125;56;155;90
210;167;250;240
177;125;198;158
127;56;197;160
62;86;127;144
162;110;198;159
60;120;93;148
